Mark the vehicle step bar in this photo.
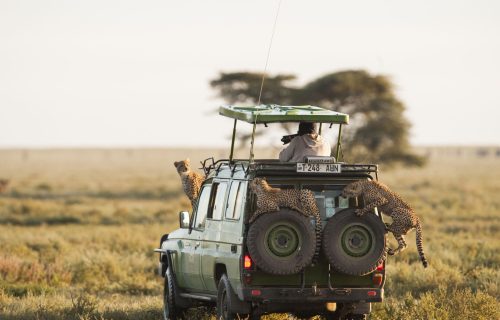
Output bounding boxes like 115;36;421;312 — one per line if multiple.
179;293;216;302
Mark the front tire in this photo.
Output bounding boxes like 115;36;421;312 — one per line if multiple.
163;267;184;320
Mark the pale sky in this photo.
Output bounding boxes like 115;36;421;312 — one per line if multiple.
1;0;499;148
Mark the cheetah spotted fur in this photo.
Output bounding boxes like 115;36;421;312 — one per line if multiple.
174;159;205;207
342;180;428;268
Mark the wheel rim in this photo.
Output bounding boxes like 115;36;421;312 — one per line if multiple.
266;223;300;257
341;224;373;257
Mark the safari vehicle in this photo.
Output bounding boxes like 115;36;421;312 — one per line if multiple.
155;105;387;320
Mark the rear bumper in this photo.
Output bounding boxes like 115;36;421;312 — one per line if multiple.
242;287;383;303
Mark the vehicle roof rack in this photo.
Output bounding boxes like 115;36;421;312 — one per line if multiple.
251;160;377;176
219;105;349;124
205;159;378;178
219;105;349;163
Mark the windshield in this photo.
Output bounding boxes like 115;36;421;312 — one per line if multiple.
258;181;360;223
303;185;359;222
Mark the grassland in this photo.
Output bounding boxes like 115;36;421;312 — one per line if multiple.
0;148;499;320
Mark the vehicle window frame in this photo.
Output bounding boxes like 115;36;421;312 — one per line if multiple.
190;184;212;231
207;180;229;221
224;180;246;221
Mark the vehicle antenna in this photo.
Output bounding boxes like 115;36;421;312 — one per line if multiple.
257;0;282;106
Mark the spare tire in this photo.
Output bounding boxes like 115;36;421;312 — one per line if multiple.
247;209;316;275
323;209;386;276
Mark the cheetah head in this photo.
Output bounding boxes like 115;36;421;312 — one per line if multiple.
174;159;191;175
250;178;268;192
342;181;364;197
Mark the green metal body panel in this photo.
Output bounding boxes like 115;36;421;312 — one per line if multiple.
219;105;349;124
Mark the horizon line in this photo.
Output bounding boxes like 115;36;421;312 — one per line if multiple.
0;144;499;150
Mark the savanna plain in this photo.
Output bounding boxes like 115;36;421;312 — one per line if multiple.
0;148;498;320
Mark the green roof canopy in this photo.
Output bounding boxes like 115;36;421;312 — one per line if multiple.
219;105;349;124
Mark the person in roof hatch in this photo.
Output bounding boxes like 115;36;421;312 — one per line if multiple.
279;122;331;162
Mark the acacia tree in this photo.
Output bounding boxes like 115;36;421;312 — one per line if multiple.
210;70;425;166
210;72;298;105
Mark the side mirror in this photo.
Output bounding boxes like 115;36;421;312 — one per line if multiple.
179;211;190;229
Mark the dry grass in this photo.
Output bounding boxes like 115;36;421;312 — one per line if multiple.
0;148;499;319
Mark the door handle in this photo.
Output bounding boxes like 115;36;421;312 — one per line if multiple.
195;241;200;249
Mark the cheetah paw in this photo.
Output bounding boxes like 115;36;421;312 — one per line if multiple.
354;209;363;216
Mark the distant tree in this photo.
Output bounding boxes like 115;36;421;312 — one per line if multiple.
210;72;298;105
210;72;299;141
210;70;425;166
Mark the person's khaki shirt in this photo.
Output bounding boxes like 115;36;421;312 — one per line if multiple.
279;134;331;162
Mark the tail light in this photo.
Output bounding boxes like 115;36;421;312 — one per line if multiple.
251;289;261;296
372;273;383;286
372;261;384;286
244;254;253;270
376;261;385;271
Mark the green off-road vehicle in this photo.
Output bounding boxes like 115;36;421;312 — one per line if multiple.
156;105;387;320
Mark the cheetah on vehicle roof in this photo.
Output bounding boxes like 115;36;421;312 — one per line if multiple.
342;179;428;268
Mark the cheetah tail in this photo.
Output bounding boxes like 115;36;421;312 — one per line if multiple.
415;218;428;268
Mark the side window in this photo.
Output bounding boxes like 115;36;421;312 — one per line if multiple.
225;181;246;220
194;185;211;229
208;182;228;220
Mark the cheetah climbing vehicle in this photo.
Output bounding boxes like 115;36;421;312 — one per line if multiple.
155;105;387;320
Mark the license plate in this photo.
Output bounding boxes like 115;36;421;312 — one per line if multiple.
296;163;342;173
